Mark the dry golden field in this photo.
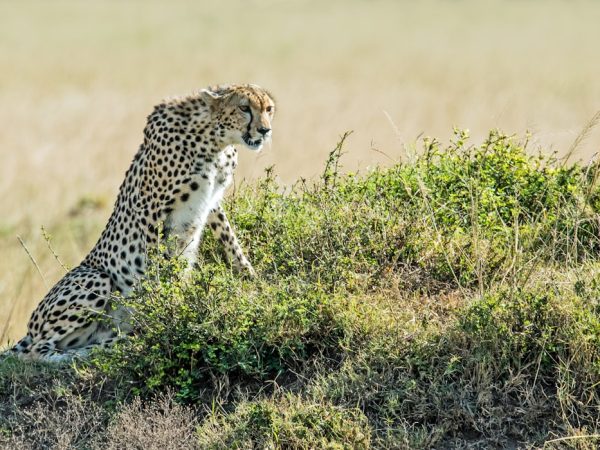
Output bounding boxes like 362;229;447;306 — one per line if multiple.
1;0;600;345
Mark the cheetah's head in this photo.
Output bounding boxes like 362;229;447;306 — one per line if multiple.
201;84;275;152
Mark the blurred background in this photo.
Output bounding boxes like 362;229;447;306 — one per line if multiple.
1;0;600;344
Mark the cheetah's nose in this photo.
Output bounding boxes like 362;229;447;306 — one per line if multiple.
257;127;271;136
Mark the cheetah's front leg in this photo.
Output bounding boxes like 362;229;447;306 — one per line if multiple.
207;204;255;277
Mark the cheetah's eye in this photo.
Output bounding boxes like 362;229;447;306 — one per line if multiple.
239;105;250;113
266;105;273;113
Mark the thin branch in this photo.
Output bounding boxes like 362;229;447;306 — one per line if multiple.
17;236;47;287
41;226;70;273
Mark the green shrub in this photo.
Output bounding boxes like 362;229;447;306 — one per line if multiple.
213;129;600;291
93;256;373;401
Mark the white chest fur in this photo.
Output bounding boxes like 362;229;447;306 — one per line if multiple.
165;147;236;264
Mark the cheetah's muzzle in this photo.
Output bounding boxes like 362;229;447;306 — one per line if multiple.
242;133;264;150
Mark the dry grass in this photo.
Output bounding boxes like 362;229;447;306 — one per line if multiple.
0;394;106;450
2;0;600;346
99;392;200;450
0;362;199;450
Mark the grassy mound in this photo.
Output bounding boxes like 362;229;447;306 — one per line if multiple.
2;130;600;449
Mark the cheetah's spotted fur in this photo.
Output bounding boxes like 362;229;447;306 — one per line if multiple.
9;84;275;363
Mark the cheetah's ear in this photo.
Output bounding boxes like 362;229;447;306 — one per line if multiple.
200;89;219;108
200;87;230;107
201;89;220;100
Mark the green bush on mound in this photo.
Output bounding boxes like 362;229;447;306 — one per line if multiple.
3;130;600;448
225;129;597;290
94;260;372;401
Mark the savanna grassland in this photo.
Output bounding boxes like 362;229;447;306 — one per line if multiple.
1;0;600;448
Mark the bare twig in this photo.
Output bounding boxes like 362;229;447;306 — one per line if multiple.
17;235;47;287
41;226;70;273
3;236;49;344
370;144;396;163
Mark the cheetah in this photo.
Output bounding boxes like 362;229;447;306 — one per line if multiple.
7;84;275;363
